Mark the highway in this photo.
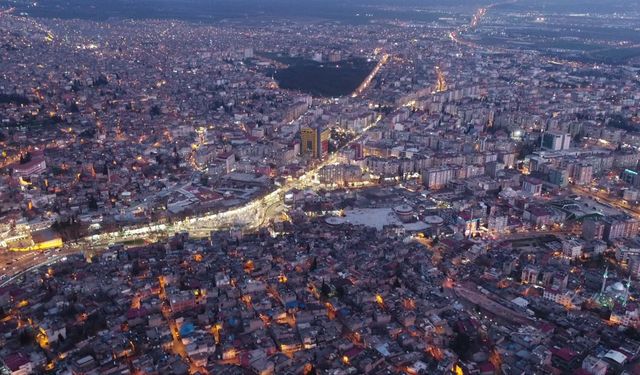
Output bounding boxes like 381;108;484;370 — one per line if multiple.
449;0;518;50
0;250;72;287
448;5;488;48
448;0;589;71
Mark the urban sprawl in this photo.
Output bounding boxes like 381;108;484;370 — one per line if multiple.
2;3;640;375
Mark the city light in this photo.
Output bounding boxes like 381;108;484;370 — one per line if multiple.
1;1;639;373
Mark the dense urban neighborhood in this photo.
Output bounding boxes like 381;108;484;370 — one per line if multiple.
2;0;640;374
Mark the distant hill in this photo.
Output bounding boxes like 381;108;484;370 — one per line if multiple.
9;0;484;22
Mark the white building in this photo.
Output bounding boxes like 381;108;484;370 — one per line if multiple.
541;131;571;151
562;239;583;259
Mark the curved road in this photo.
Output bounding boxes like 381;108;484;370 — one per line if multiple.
1;57;389;285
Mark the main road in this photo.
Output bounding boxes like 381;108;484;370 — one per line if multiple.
1;53;391;285
569;185;640;219
449;0;518;50
351;53;390;98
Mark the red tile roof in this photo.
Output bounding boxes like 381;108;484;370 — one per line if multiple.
3;352;29;371
551;347;577;362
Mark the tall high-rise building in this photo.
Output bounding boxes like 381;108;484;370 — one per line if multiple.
621;169;640;187
349;142;364;160
603;215;639;241
422;166;458;190
582;217;605;241
548;168;569;187
522;177;543;196
573;163;593;186
541;131;571;151
300;125;330;159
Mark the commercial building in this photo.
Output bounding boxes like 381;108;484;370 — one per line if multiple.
423;166;457;190
603;216;639;241
318;164;363;185
572;163;593;186
548;168;569;187
300;125;330;159
582;218;605;241
522;177;543;196
541;131;571;151
621;169;640;187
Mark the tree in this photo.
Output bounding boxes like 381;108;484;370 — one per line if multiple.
51;217;86;242
573;132;584;143
200;175;209;186
393;277;401;289
451;332;472;358
61;304;78;319
19;152;32;164
82;312;107;338
93;74;109;87
51;165;64;175
88;196;98;210
71;80;82;92
607;114;633;132
79;128;96;139
516;142;536;160
131;260;142;276
477;255;492;268
320;280;331;297
395;266;403;279
18;329;35;347
150;105;162;117
0;93;30;105
624;327;640;340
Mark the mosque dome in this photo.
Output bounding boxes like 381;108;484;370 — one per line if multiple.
605;282;628;297
612;282;626;292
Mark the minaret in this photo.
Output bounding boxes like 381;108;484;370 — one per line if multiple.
624;275;632;306
601;267;609;294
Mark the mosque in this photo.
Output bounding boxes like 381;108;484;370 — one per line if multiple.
593;267;632;308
